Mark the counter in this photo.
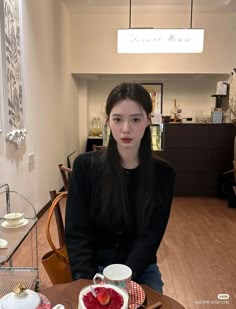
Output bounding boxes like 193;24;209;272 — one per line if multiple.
157;123;236;196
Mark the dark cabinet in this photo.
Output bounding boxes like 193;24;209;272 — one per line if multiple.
86;137;103;152
157;123;236;196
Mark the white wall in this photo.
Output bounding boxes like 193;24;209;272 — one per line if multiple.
70;12;236;74
0;0;79;213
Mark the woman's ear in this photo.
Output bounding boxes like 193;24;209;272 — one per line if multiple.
106;117;110;128
147;114;152;126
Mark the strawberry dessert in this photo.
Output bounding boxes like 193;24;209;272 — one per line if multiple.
78;284;128;309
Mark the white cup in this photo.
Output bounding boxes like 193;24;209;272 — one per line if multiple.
4;212;24;226
93;264;132;292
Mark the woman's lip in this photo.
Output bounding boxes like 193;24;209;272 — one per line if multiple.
121;138;132;143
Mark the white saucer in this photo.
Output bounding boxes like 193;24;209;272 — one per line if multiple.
1;218;29;229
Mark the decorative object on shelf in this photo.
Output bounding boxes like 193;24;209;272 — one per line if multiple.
211;109;223;124
211;94;227;109
216;81;229;96
89;118;102;137
223;108;231;123
195;114;211;123
170;99;182;122
0;0;26;148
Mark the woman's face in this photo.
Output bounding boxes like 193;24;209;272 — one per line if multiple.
108;98;150;151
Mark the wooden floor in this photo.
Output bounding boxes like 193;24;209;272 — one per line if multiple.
10;197;236;309
158;197;236;309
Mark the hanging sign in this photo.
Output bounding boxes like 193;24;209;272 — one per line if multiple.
117;28;204;53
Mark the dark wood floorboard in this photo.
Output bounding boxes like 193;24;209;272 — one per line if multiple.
10;197;236;308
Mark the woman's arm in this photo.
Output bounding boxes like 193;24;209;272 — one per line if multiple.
65;154;96;280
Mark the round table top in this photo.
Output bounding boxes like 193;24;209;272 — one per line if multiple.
41;279;185;309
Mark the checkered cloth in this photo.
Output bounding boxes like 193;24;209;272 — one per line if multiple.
128;281;145;309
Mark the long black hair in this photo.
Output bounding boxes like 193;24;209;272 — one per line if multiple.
95;82;155;235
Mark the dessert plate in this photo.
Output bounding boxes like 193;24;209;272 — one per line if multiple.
1;218;29;229
129;281;145;309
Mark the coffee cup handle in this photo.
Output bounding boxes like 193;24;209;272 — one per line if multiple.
93;273;104;285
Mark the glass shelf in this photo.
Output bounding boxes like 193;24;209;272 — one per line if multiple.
0;267;38;298
0;185;39;295
0;218;37;265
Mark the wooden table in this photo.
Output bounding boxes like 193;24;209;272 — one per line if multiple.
41;279;185;309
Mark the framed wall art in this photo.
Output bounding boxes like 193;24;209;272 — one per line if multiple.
0;0;26;148
0;1;4;134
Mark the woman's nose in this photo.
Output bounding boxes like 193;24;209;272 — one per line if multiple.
122;120;131;133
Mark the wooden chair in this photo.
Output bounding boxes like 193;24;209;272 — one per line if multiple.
49;190;67;247
223;167;236;176
58;164;72;191
67;150;76;169
44;191;72;284
92;144;106;151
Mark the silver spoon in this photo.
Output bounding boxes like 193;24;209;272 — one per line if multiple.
89;285;97;298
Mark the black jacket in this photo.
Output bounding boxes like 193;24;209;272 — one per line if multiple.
65;151;175;281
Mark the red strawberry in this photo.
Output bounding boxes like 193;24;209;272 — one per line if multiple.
97;288;110;305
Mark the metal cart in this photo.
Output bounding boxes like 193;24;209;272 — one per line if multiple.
0;184;39;298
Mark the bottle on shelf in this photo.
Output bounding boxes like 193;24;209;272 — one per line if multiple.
89;117;103;137
96;118;102;136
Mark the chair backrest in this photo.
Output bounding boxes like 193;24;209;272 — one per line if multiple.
92;144;106;151
67;150;76;169
58;164;72;191
49;190;66;247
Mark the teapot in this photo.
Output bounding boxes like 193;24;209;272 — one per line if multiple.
0;284;41;309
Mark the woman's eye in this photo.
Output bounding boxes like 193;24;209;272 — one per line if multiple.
132;118;141;123
113;118;121;123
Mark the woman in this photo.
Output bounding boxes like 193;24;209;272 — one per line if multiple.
65;82;175;293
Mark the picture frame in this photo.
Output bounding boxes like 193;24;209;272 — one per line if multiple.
141;83;163;115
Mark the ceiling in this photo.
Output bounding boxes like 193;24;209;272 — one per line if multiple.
64;1;235;80
63;0;236;14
